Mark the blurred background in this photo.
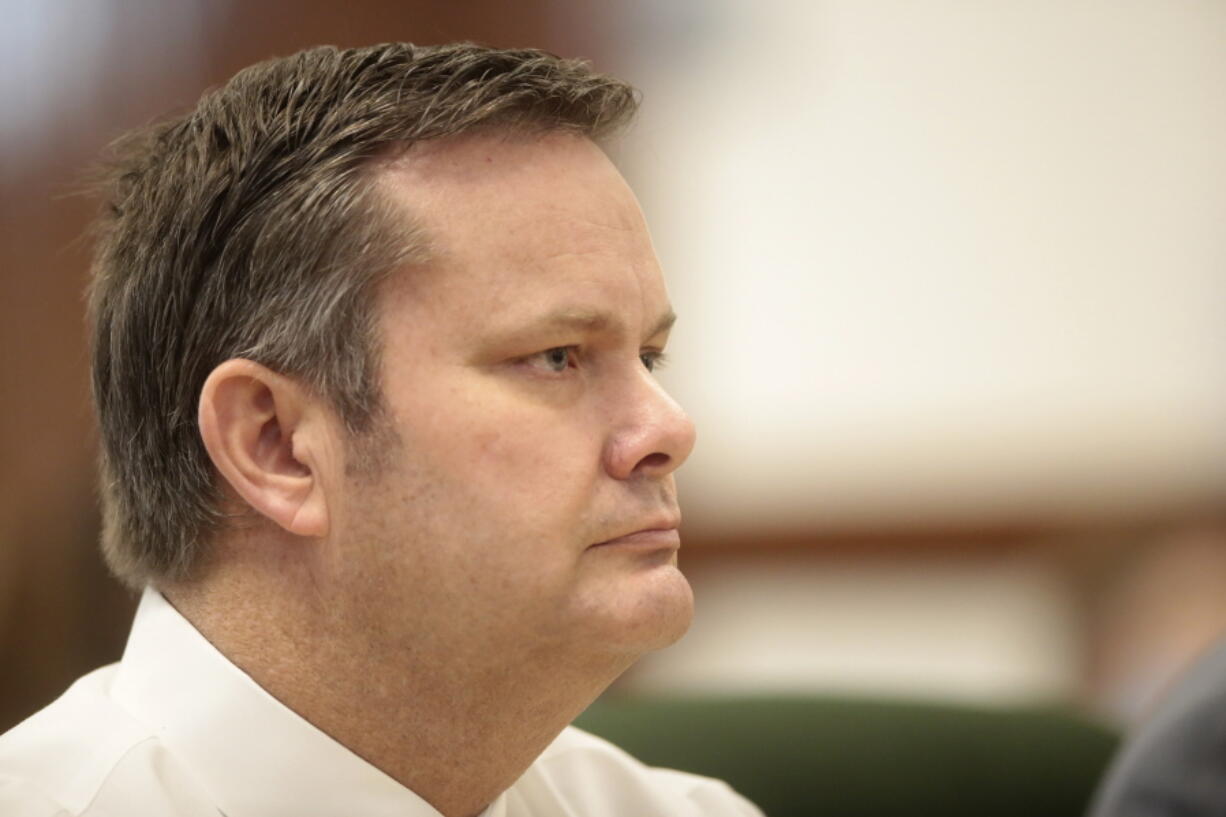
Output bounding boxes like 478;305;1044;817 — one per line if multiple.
2;0;1224;812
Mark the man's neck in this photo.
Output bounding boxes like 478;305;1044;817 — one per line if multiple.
164;576;635;817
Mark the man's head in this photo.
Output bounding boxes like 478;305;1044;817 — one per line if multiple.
89;42;695;655
90;43;639;586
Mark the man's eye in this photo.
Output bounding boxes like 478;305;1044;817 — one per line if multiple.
640;351;668;372
525;346;577;373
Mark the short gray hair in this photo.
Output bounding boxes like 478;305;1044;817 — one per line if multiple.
88;42;638;588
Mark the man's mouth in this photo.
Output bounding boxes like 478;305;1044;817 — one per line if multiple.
591;517;681;550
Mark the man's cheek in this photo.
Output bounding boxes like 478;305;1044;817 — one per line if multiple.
470;425;591;481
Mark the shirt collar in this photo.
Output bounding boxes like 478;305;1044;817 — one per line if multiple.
111;587;507;817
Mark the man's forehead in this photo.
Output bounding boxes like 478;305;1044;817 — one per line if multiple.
378;129;614;196
371;128;669;343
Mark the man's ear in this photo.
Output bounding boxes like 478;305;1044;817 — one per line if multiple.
198;359;332;538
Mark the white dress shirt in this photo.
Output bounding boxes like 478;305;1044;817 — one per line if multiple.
0;589;762;817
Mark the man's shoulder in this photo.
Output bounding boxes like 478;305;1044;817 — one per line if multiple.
0;664;144;814
517;725;763;816
1;666;128;787
1089;636;1226;815
0;665;213;817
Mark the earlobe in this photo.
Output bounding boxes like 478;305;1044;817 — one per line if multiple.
198;360;330;538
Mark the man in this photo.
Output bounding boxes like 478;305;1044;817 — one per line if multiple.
0;43;761;817
1088;637;1226;815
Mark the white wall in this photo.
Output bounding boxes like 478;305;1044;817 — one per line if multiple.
591;1;1226;709
629;557;1081;706
613;0;1226;531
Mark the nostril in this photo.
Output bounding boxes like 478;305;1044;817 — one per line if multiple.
638;452;670;471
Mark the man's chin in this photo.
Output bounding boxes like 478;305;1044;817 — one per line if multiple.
578;565;695;655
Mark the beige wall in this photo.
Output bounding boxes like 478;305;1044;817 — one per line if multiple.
615;0;1226;533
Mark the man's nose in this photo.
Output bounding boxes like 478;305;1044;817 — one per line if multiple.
602;371;697;481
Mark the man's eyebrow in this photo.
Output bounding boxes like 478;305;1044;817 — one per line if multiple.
649;309;678;338
519;308;677;339
530;308;613;332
